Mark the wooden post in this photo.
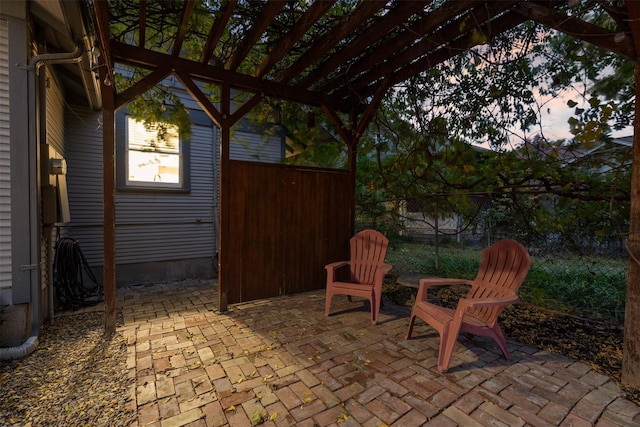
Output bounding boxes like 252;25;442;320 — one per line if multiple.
622;61;640;387
218;82;230;312
100;67;116;335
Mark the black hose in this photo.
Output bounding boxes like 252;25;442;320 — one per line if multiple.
53;237;103;311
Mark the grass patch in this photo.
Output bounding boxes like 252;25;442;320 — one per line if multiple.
386;242;627;321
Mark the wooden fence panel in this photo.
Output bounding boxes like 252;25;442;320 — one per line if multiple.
226;161;353;303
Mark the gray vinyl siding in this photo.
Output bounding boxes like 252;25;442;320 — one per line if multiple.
42;67;65;319
64;107;105;264
65;107;217;269
0;17;10;304
230;125;284;163
114;123;216;264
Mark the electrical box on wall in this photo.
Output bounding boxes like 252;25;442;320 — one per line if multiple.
41;144;70;224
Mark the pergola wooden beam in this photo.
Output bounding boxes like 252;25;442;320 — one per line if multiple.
139;0;146;48
225;0;286;72
114;66;172;111
172;0;195;57
110;41;355;113
316;0;493;94
252;0;337;78
358;11;529;99
330;1;518;97
296;0;430;90
200;0;236;64
276;0;388;84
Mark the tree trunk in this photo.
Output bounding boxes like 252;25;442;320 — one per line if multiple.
622;61;640;387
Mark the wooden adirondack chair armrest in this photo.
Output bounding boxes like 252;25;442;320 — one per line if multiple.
373;263;393;283
457;295;520;310
416;278;472;301
325;261;350;282
325;260;349;271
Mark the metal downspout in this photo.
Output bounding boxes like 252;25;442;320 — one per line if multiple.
0;43;85;360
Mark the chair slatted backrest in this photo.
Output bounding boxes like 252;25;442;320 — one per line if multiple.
467;239;532;325
350;230;389;284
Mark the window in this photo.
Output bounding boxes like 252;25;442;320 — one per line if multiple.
117;112;190;191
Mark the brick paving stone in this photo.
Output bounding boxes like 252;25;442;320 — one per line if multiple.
479;401;526;426
355;384;386;405
509;404;555;427
442;406;484;427
571;394;607;423
240;398;268;424
343;398;374;424
275;385;304;410
139;402;161;426
500;385;548;412
180;392;217;413
538;401;571;425
289;398;328;422
452;391;485;414
175;380;197;403
159;397;181;419
476;388;513;409
606;396;640;418
481;376;511;394
428;387;459;410
599;408;640;427
580;371;611;387
560;413;595;427
312;404;350;426
399;394;439;421
157;377;176;399
425;413;460;427
557;379;592;403
219;389;256;410
583;385;619;407
364;392;411;425
470;407;512;427
311;383;342;408
211;376;234;400
335;382;366;402
138;378;158;406
223;406;252;427
532;385;580;409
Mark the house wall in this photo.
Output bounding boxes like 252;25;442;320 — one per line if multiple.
0;16;10;306
41;66;66;319
62;78;285;287
65;108;217;285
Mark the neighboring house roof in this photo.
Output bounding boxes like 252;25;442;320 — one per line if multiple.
516;135;633;166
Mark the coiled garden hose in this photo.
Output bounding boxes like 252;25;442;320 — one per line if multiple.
53;237;103;310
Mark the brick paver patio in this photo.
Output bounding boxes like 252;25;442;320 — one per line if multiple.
110;279;640;426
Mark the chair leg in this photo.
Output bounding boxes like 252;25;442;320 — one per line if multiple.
490;324;511;360
406;314;416;339
324;293;333;317
371;296;380;325
438;316;466;374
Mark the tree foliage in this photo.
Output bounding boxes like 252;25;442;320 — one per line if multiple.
354;16;632;251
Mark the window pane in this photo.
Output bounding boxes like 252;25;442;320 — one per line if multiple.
126;116;182;186
127;117;180;153
127;151;181;184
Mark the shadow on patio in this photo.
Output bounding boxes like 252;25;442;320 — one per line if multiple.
116;279;640;426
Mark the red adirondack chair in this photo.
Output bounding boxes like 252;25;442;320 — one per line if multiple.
406;239;531;373
325;229;392;324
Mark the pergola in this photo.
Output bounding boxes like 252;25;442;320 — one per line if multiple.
89;0;640;385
